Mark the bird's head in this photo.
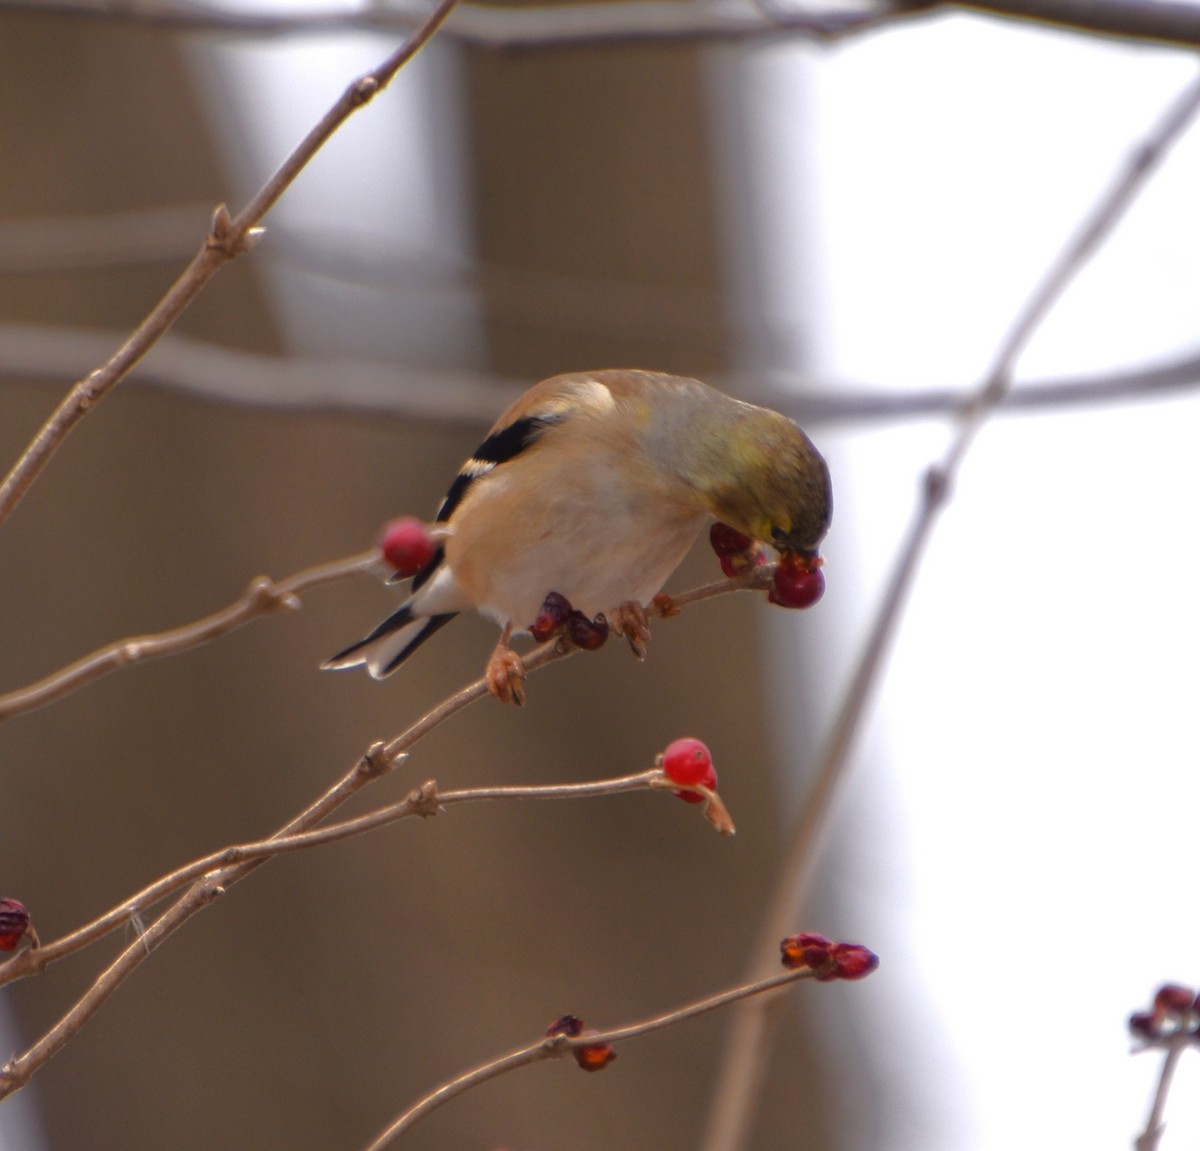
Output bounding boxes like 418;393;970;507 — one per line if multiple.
706;408;832;565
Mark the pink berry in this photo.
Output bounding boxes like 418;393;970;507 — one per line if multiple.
660;737;717;803
769;560;825;609
378;517;436;578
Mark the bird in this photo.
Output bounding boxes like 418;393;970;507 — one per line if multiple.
324;369;832;704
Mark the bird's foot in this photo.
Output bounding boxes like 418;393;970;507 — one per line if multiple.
609;601;651;660
485;627;526;706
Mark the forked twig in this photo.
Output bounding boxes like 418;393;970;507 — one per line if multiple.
0;565;777;1096
0;551;377;722
0;0;459;529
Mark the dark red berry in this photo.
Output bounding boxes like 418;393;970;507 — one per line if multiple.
769;560;825;609
378;517;436;578
828;942;879;981
1129;1011;1161;1041
0;899;30;952
566;611;608;651
1154;984;1195;1019
547;1014;585;1039
709;522;755;557
530;592;573;642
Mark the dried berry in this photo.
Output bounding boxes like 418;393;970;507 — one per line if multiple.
546;1014;585;1039
709;522;755;557
530;592;573;642
710;523;767;577
378;517;436;578
828;942;879;981
566;611;608;651
1154;984;1195;1019
575;1040;617;1072
780;932;834;972
0;899;30;952
1129;1011;1161;1041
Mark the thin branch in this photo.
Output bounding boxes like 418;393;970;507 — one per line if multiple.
0;0;460;530
6;321;1200;431
0;551;377;722
702;64;1200;1151
1134;1038;1191;1151
10;0;1200;51
0;770;661;986
5;0;909;46
364;966;820;1151
0;568;765;1094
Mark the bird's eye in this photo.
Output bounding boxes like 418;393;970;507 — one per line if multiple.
770;525;789;546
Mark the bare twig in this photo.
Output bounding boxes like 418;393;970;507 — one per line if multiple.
10;0;1200;52
1134;1038;1191;1151
0;0;460;530
364;965;822;1151
0;551;377;722
0;770;662;986
0;569;768;1094
702;64;1200;1151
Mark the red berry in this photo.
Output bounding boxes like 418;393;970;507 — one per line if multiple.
0;899;30;951
378;517;436;578
660;737;718;803
710;522;755;557
530;592;573;642
769;560;825;609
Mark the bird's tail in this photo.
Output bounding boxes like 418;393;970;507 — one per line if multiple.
323;605;457;679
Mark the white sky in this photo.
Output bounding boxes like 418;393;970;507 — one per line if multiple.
745;15;1200;1151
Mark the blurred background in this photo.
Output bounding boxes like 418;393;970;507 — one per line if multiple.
2;4;1200;1150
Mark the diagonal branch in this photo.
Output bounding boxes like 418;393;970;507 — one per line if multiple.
0;0;460;530
701;63;1200;1151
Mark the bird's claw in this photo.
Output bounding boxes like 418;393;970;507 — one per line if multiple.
486;636;526;706
609;601;651;660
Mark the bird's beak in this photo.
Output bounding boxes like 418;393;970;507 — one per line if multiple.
779;549;823;573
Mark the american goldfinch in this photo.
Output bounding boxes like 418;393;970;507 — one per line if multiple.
325;369;831;703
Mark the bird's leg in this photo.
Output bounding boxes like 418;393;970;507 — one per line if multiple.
609;601;651;660
485;623;526;706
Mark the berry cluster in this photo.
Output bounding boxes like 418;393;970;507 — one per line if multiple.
709;522;825;609
779;932;879;981
546;1014;617;1072
528;592;608;650
1129;984;1200;1045
0;898;32;952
